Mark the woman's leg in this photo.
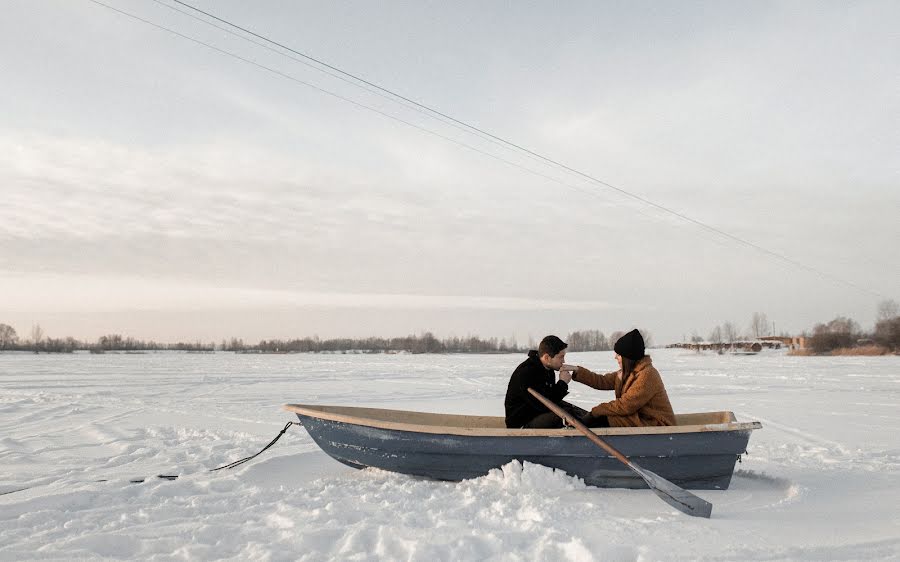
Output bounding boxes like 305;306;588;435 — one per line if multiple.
580;414;610;428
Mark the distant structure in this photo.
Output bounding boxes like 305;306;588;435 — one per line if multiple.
783;336;807;351
760;336;807;350
667;336;808;353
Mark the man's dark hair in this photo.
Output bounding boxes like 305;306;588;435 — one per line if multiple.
538;335;568;358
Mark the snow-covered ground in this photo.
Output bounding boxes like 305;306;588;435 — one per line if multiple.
1;349;898;560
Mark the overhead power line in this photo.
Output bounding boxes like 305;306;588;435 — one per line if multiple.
86;0;886;299
85;2;606;198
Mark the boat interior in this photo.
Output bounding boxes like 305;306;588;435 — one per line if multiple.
284;403;742;431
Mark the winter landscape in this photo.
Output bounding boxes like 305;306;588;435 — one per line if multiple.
4;2;898;560
2;348;898;560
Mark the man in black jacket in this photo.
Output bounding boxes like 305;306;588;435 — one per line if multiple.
504;335;585;428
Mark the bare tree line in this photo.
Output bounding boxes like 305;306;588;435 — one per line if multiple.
249;333;520;354
565;329;653;352
0;325;217;353
0;324;653;355
697;312;778;345
2;301;896;355
683;300;900;353
0;326;526;354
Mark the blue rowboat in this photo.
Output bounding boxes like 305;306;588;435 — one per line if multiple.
283;404;761;490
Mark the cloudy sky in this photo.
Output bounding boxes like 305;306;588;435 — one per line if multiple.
2;0;897;345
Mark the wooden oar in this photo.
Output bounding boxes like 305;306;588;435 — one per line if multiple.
528;388;712;518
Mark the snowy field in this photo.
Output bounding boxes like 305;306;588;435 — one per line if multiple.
1;348;898;561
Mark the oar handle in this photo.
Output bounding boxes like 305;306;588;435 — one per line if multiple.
528;388;630;466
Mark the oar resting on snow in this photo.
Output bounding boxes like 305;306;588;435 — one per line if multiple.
528;388;712;518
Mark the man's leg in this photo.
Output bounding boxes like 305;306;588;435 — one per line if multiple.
560;401;590;419
522;412;563;429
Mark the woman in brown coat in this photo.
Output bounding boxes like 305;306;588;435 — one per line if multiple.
565;329;676;428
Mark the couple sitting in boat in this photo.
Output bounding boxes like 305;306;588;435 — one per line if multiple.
504;330;676;429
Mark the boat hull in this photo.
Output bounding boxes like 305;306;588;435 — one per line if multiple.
294;414;755;490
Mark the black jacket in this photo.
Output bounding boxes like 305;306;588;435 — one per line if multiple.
504;350;569;428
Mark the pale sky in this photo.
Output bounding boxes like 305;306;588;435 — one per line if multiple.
2;0;898;345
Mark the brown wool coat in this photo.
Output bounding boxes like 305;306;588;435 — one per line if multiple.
572;356;676;427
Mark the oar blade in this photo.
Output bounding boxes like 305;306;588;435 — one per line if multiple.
525;387;713;518
630;464;712;518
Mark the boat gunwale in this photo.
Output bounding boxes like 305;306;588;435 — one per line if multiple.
283;403;762;437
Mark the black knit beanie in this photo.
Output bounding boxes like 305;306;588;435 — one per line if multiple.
614;329;645;360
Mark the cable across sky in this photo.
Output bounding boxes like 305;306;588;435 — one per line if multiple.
86;0;886;300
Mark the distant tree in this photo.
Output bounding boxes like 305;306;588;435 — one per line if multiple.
98;334;125;351
414;332;444;354
0;323;18;350
608;331;625;347
873;316;900;351
690;332;703;343
30;324;44;345
809;316;861;353
225;337;245;352
709;325;723;344
567;330;584;351
567;330;609;351
750;312;769;338
41;337;78;353
499;334;519;352
877;299;899;322
722;322;739;343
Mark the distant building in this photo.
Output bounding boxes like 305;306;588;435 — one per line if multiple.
667;336;809;351
760;336;807;350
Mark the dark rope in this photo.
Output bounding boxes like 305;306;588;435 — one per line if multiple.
1;421;302;495
209;421;301;472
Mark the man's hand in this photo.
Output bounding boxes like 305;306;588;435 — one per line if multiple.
559;370;573;383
